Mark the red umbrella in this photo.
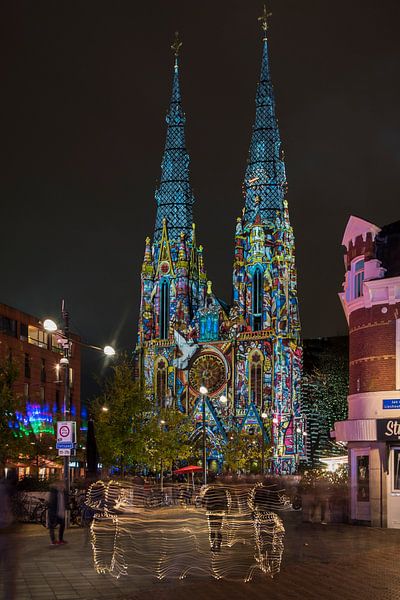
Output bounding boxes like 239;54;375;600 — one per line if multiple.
173;465;202;474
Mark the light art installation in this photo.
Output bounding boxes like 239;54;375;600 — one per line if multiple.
86;480;289;582
135;12;304;473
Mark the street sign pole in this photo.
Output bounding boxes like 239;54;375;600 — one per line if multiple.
61;300;71;527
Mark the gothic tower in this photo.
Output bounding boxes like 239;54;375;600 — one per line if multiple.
230;8;303;473
138;35;207;348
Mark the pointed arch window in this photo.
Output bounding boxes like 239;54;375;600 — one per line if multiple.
252;266;263;331
159;279;170;339
249;351;263;407
155;358;168;409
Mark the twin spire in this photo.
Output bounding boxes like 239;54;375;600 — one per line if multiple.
153;32;194;244
153;7;285;243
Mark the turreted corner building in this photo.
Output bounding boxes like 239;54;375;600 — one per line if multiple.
334;216;400;527
135;18;304;474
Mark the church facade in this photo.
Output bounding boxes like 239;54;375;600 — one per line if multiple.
135;19;304;474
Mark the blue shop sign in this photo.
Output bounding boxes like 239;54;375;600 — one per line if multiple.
383;399;400;410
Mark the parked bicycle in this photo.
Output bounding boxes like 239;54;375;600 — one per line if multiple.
15;493;48;526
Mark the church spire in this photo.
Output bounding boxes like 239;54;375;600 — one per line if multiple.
243;7;286;225
154;33;194;244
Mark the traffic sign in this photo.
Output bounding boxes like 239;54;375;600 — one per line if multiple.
56;442;74;449
58;448;71;456
57;421;76;444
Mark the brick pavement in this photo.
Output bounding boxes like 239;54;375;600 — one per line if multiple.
2;513;400;600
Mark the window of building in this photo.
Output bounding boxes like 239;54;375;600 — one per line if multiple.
28;325;48;349
393;449;400;492
24;383;29;400
249;351;263;406
0;316;17;337
69;368;73;386
252;267;263;331
159;280;170;339
40;358;46;383
155;359;168;408
353;259;365;299
40;386;45;402
356;455;369;502
199;312;219;341
24;353;31;378
20;323;28;341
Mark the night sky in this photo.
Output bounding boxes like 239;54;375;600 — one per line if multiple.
2;1;400;398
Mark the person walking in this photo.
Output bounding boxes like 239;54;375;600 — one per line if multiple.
201;484;231;553
48;480;68;546
0;475;20;599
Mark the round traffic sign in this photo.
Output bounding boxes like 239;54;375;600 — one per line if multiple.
59;425;70;438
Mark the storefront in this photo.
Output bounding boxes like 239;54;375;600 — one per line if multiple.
335;417;400;528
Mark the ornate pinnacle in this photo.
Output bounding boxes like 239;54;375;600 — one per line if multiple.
171;31;182;57
258;4;272;37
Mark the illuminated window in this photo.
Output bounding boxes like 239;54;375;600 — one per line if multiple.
353;259;364;299
24;383;29;400
252;267;263;331
155;359;168;408
249;351;263;406
159;279;170;339
40;386;45;402
28;325;48;349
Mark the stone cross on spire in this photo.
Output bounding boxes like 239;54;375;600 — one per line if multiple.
171;31;182;57
258;4;272;38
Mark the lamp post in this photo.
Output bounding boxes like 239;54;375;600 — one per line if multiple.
159;418;166;492
199;385;208;485
261;411;269;476
44;299;115;525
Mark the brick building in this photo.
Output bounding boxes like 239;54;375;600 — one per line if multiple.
334;216;400;528
0;302;81;476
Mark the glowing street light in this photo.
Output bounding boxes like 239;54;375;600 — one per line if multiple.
199;385;208;395
43;319;58;332
261;411;268;419
101;406;109;412
103;345;116;356
219;395;228;404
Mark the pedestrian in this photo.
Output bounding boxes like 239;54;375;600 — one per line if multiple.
0;474;20;600
48;480;68;546
201;484;231;553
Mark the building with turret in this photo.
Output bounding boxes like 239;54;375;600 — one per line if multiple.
135;16;304;474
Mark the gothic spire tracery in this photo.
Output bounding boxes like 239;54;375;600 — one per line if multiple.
243;19;286;225
154;35;194;244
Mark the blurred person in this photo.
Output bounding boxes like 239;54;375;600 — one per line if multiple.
48;480;68;546
0;474;20;600
201;484;231;552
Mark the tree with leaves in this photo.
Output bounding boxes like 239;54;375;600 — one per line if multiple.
92;354;150;474
144;407;192;478
224;430;272;474
302;337;349;466
0;357;33;475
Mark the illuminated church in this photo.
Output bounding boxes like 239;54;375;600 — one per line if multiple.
136;13;304;474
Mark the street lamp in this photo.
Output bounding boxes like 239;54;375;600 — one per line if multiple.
199;385;208;485
159;419;166;492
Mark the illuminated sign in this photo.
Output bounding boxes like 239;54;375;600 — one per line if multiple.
377;419;400;441
383;399;400;410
